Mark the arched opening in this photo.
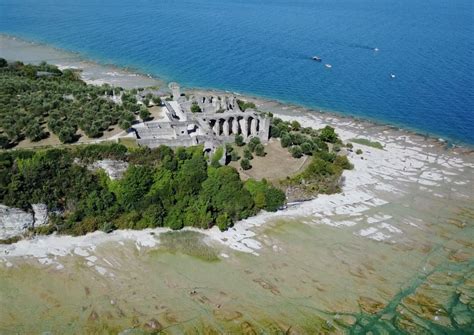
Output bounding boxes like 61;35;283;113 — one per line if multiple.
209;119;217;135
247;117;253;137
228;117;235;135
218;118;226;136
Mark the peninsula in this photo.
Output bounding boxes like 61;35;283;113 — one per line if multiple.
0;42;472;334
0;59;352;241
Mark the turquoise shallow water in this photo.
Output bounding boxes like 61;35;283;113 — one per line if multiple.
0;0;473;144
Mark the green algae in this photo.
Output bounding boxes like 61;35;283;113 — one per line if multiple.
1;203;473;334
153;230;220;262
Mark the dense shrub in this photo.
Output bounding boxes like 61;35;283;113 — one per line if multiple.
240;158;251;170
244;179;286;212
0;144;287;236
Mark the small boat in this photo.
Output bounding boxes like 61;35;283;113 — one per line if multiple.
325;64;332;68
312;56;322;62
390;73;396;78
374;47;379;52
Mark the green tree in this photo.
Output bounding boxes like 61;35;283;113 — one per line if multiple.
235;134;245;146
119;120;131;130
301;142;313;155
241;158;251;170
248;137;261;152
243;148;253;160
230;151;240;161
0;135;9;149
264;187;286;212
270;126;281;138
291;120;301;131
152;96;162;105
320;126;338;143
117;165;154;211
191;102;202;113
85;125;101;138
138;203;165;228
290;145;303;158
139;107;151;121
244;179;286;212
58;127;76;143
216;213;232;231
255;143;265;157
334;155;353;170
25;122;45;142
174;152;208;197
280;133;291;148
199;166;255;224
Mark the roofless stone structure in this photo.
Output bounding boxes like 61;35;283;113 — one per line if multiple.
133;85;270;153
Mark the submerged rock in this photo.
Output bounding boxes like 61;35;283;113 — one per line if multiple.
358;296;385;314
143;318;162;331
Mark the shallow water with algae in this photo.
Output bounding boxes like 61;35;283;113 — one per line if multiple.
1;208;473;333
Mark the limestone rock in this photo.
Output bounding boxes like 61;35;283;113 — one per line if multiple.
32;203;48;227
0;203;48;241
88;159;129;180
0;204;33;240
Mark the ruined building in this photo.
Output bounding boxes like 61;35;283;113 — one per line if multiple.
132;84;270;153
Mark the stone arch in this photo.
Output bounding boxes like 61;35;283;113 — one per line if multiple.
209;119;217;135
218;118;226;136
247;116;254;137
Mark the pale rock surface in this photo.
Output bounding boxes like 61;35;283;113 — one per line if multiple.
88;159;129;180
0;203;48;240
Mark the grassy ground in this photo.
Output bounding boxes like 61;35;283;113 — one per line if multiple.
117;137;138;148
229;139;311;182
349;138;384;149
147;105;167;121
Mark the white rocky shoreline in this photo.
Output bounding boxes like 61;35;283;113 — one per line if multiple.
1;108;473;269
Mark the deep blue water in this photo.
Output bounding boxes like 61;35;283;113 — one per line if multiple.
1;0;473;144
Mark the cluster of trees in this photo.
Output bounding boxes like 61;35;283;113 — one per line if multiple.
267;117;353;195
232;135;266;170
0;59;155;148
0;143;286;236
270;118;340;158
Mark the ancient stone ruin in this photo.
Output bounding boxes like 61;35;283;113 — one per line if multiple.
132;84;270;153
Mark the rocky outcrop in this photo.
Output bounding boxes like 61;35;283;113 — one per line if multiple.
88;159;129;180
0;203;48;241
32;204;48;227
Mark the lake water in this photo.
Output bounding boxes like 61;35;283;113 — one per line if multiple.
0;0;473;145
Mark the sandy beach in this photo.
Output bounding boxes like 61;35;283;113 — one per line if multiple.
1;35;473;333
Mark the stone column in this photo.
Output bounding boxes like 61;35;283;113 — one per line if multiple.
232;118;239;135
242;118;249;138
251;118;258;136
212;120;219;135
223;119;230;136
